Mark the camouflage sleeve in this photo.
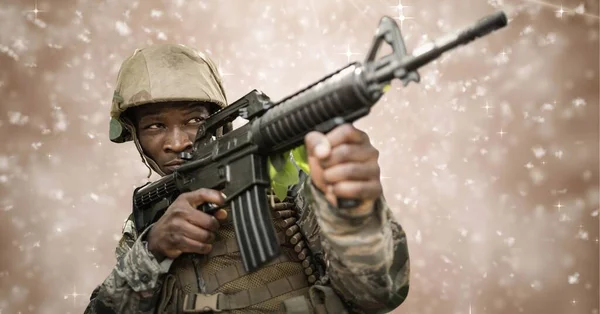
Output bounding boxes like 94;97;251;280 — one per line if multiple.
84;217;174;314
297;177;410;313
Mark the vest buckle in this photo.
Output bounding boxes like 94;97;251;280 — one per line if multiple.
183;292;224;313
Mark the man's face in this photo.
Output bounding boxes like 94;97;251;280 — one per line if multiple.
131;102;212;175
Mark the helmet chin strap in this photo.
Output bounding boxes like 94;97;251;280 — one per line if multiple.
121;118;167;179
142;152;166;178
134;134;166;178
135;137;166;178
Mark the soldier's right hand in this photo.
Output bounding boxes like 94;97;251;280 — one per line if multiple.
146;188;228;261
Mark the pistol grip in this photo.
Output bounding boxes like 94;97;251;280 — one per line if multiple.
199;202;220;215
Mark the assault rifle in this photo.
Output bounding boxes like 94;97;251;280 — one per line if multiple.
132;11;508;273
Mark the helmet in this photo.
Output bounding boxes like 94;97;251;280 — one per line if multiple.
109;44;230;176
109;44;228;143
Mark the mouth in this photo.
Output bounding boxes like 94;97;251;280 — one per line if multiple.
163;159;186;172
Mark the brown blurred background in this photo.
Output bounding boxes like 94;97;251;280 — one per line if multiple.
0;0;598;313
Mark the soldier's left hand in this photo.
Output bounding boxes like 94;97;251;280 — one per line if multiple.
305;124;382;216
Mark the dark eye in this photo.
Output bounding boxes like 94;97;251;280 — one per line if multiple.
187;117;205;125
144;123;164;130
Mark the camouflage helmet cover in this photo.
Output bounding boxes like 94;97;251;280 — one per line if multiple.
109;44;228;143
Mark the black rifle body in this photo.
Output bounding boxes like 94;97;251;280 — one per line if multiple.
132;12;508;273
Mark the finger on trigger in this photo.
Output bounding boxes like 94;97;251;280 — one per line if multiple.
185;188;225;208
305;131;331;159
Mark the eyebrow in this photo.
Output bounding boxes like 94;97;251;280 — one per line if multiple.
136;103;210;122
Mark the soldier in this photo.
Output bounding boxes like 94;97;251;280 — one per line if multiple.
85;44;410;314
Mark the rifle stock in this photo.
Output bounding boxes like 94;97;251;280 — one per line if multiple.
132;11;508;272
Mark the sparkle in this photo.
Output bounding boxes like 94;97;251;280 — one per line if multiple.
481;102;494;115
389;0;413;28
555;5;566;18
23;0;45;20
339;44;361;63
395;13;413;28
390;0;411;13
554;201;564;211
496;128;507;138
496;49;510;64
64;286;84;306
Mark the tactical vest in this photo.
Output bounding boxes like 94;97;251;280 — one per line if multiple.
155;192;349;314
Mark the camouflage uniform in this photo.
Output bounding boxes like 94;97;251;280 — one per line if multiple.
85;44;410;314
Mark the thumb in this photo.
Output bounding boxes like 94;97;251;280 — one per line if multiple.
305;131;331;160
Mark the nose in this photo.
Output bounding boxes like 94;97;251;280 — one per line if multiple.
163;126;193;153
